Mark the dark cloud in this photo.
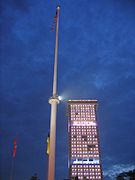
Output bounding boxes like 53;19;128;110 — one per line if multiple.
0;0;31;13
12;0;31;12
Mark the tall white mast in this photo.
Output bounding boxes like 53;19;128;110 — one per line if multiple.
48;5;60;180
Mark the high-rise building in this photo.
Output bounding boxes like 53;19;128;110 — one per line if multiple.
67;100;102;180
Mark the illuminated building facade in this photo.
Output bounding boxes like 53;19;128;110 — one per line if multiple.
67;100;102;180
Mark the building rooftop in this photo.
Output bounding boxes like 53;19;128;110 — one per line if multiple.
67;99;98;104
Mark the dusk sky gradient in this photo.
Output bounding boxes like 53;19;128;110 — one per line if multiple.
0;0;135;180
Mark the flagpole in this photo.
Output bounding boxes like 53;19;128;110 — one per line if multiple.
10;139;17;180
10;157;15;180
48;5;60;180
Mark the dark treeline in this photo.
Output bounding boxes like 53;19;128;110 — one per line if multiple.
116;169;135;180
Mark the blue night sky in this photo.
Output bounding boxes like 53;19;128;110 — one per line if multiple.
0;0;135;180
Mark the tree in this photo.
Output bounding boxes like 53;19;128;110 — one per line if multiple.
29;173;40;180
116;169;135;180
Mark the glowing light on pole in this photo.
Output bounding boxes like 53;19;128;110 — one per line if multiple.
58;96;62;101
48;5;60;180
